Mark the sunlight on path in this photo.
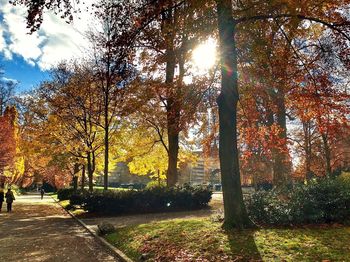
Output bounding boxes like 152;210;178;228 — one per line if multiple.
0;194;119;262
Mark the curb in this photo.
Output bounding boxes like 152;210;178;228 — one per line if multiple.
52;197;133;262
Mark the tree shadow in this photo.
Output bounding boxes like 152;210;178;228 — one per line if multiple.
224;228;262;261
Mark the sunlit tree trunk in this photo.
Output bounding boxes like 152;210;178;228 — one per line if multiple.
216;0;253;229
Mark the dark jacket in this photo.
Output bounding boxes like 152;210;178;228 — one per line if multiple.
5;191;15;203
0;192;4;202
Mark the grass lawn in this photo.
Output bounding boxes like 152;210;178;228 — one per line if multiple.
57;199;86;216
50;194;86;216
105;218;350;261
93;186;130;191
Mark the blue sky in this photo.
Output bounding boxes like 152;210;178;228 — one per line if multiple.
1;53;50;93
0;0;91;94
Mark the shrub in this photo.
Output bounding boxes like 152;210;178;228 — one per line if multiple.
57;188;79;201
119;183;146;190
42;182;57;192
145;180;167;189
97;222;115;235
338;171;350;184
69;186;212;215
246;190;291;225
246;178;350;225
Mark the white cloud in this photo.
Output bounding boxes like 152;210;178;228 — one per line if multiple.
0;26;6;51
3;49;13;60
5;12;44;62
1;76;19;84
0;15;11;60
0;0;92;70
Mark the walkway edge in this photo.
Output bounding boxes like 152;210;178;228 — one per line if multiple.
52;197;134;262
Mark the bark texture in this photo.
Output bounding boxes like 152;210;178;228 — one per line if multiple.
163;7;179;187
87;151;95;192
273;89;291;186
216;0;253;229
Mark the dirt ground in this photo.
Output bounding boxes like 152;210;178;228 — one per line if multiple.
0;194;120;262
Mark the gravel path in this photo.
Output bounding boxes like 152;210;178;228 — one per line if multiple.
0;194;120;262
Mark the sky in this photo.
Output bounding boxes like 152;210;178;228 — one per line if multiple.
0;0;218;93
0;0;92;93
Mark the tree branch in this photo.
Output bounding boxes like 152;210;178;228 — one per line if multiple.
235;14;350;42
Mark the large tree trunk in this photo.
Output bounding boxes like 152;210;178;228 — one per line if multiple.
216;0;253;229
73;176;78;191
273;89;291;186
167;118;179;187
163;8;179;187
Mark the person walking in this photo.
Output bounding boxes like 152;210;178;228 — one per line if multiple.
40;188;45;200
0;189;4;212
5;188;15;212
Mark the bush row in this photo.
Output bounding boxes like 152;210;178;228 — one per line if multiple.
57;187;125;201
57;188;77;201
246;177;350;225
67;186;212;214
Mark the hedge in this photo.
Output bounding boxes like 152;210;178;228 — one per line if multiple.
57;188;78;201
246;177;350;225
69;186;212;214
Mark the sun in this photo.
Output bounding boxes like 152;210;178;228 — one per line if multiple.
192;39;217;72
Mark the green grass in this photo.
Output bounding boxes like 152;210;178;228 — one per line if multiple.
92;186;130;191
59;200;70;208
105;218;350;261
57;199;86;216
51;193;58;200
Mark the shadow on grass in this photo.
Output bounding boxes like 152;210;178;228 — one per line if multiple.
225;229;262;261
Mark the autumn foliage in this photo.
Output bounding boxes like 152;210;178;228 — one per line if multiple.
0;107;17;183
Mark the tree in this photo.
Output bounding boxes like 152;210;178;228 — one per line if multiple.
90;0;138;190
0;71;16;115
11;0;75;33
118;122;168;183
39;63;104;191
116;118;197;184
15;0;350;229
215;0;253;228
215;0;350;228
134;0;216;186
0;106;17;187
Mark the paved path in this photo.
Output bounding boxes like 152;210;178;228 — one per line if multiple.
0;194;119;262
